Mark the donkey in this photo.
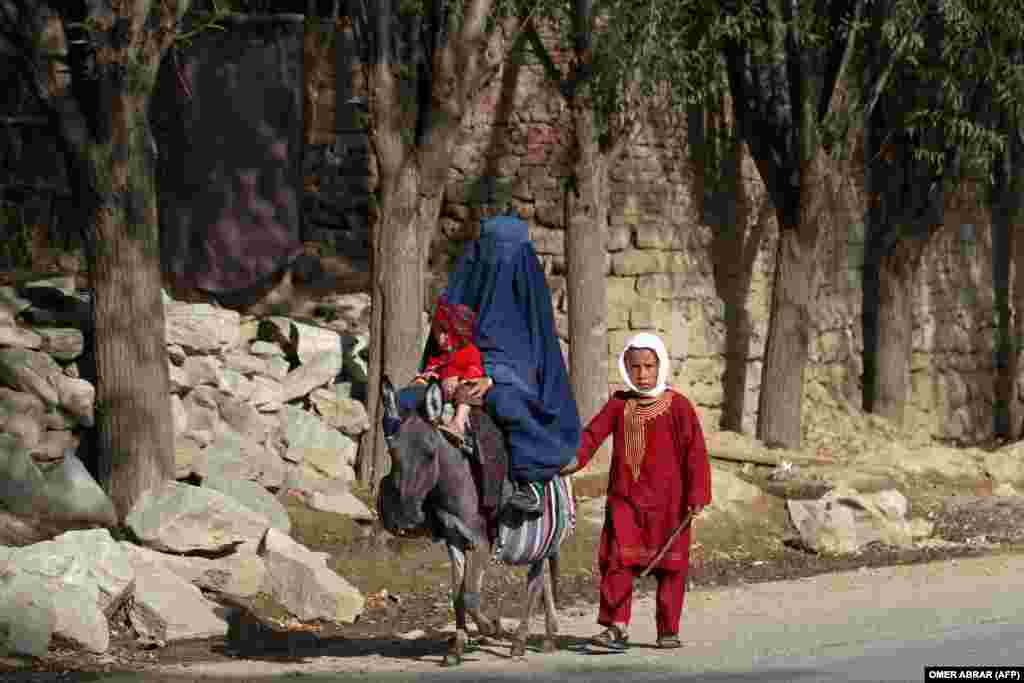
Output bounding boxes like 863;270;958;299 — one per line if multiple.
377;376;575;666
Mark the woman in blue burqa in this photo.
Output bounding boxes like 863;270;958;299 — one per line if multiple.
393;210;582;514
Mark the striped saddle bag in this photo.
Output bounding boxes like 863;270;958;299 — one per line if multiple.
492;475;576;566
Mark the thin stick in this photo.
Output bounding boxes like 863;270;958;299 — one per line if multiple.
639;509;697;578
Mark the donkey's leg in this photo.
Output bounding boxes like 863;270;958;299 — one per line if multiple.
511;560;545;658
540;556;559;652
549;554;561;608
463;546;499;641
444;543;469;667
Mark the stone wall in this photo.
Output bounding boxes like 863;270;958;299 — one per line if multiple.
302;22;1004;445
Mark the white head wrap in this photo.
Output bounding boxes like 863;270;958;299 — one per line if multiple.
618;332;670;398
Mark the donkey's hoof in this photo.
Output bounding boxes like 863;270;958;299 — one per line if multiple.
510;642;527;658
442;652;463;667
541;637;557;653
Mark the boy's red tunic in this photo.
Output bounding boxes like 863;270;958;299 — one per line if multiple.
576;389;712;573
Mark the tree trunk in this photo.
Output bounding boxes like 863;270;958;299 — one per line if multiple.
711;136;768;434
566;104;609;434
755;157;825;449
1013;209;1024;439
992;204;1014;440
991;128;1024;441
362;164;425;486
862;239;881;415
874;239;923;427
755;225;816;448
358;0;498;489
720;291;753;432
85;88;175;519
37;2;190;519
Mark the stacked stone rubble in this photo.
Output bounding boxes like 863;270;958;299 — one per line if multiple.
0;279;372;657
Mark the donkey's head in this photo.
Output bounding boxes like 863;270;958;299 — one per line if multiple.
378;376;455;533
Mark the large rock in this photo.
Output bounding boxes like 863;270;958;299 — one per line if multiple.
203;475;292;534
174;437;203;479
305;489;374;521
35;328;84;361
55;374;94;427
40;454;118;527
182;355;223;389
164;302;241;353
0;579;56;657
13;529;135;616
0;529;136;654
217;395;271;443
292;321;342;365
258;528;364;624
183;387;220;444
3;412;41;449
126;542;266;601
0;348;62;407
249;375;284;412
125;481;271;554
194;428;286;489
309;386;370;437
0;388;45;423
168;362;189;394
264;356;291;381
282;405;358;475
219;368;254;401
0;437;116;529
250;340;285;357
1;570;106;653
123;545;228;643
786;488;933;554
223;352;269;377
0;436;47;516
29;429;79;463
279;351;343;403
170;394;188;436
0;323;42;349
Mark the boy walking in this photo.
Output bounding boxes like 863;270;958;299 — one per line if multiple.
562;332;712;649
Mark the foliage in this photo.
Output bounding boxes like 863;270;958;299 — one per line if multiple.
176;0;235;47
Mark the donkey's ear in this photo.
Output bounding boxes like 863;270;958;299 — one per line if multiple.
424;379;444;423
381;375;401;439
381;375;399;419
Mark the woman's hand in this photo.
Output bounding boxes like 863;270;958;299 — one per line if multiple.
560;455;581;476
462;376;494;400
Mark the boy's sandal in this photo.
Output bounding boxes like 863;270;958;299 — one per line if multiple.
591;625;629;650
656;634;681;649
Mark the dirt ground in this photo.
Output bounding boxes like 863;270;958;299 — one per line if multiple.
4;468;1024;681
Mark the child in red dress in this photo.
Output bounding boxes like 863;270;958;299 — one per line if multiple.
562;332;712;650
414;297;485;443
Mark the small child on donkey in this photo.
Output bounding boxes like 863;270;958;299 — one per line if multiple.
412;297;485;447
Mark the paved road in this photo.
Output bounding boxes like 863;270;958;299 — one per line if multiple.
41;553;1024;682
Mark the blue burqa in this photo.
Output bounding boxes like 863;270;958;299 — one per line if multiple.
441;215;581;482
